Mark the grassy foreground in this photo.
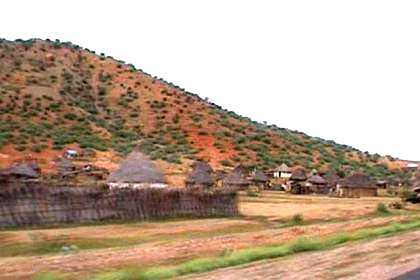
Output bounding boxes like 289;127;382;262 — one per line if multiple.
36;218;420;280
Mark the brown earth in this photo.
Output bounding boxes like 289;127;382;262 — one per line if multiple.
0;193;418;279
0;215;414;279
181;230;420;280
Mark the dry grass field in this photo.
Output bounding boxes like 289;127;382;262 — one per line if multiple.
239;191;402;221
0;192;419;280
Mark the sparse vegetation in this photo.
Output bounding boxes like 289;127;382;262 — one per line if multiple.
0;38;409;182
376;203;390;215
290;214;304;225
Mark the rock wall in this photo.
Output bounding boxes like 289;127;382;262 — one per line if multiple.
0;183;238;228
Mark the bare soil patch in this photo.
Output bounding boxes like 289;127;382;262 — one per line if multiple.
181;230;420;280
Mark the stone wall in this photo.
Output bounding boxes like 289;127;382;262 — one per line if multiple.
0;183;238;228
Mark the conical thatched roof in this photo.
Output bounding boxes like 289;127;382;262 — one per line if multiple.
276;163;291;173
308;174;327;185
0;161;40;179
185;161;214;186
223;169;250;186
252;170;269;183
108;151;166;184
340;173;375;188
290;168;307;181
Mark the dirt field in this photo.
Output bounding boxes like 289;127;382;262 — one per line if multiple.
239;192;402;221
181;230;420;280
0;192;418;279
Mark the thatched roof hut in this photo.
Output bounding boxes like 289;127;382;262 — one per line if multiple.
290;168;307;181
252;170;269;183
340;173;375;188
308;174;327;185
185;161;215;187
337;173;377;197
223;168;250;187
0;162;40;180
108;151;166;184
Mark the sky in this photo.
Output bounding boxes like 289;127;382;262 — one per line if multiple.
2;1;420;160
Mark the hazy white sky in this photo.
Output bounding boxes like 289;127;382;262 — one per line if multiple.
2;1;420;160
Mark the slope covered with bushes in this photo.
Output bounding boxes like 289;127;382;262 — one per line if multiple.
0;39;407;181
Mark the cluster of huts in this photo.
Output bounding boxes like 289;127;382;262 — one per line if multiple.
278;167;379;197
105;153;381;198
0;156;108;185
1;150;416;199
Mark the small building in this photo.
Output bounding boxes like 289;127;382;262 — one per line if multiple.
376;180;388;188
289;168;308;194
307;174;328;194
64;149;78;159
108;151;167;189
336;173;377;197
222;167;250;190
273;163;292;179
251;170;270;189
185;161;215;190
0;161;41;182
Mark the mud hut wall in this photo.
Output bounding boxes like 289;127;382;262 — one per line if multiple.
338;186;377;197
0;183;238;228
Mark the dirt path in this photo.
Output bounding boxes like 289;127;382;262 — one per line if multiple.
181;230;420;280
0;216;413;279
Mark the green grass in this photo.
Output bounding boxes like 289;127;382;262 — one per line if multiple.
90;219;420;280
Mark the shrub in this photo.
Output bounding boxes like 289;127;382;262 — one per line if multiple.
220;159;233;167
31;144;43;153
64;113;77;120
376;203;389;214
290;214;304;225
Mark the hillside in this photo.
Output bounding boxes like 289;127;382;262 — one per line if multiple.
0;38;409;182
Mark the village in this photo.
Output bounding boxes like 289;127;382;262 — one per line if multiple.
0;22;419;277
1;148;420;279
1;148;419;200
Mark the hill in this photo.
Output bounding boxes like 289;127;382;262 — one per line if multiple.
0;38;409;182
